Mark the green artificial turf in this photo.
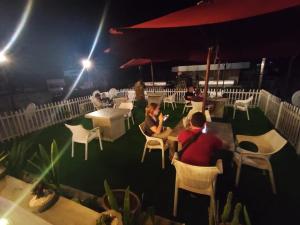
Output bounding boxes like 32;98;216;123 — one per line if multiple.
1;104;300;225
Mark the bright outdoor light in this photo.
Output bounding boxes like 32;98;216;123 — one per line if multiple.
0;218;9;225
0;53;8;64
81;59;92;69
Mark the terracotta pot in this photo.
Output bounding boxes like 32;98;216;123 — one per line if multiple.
29;190;60;213
102;189;141;215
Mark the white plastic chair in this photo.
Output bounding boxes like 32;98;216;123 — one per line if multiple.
139;123;168;169
108;88;118;99
65;124;103;160
233;96;253;120
127;91;136;102
182;100;193;114
118;102;134;129
24;103;37;130
163;93;177;110
234;129;287;194
172;157;223;218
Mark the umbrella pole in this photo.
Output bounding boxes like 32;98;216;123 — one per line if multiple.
258;57;266;89
216;59;221;96
203;47;213;112
150;62;154;88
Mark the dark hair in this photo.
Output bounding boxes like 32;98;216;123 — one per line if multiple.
145;103;159;116
191;112;206;128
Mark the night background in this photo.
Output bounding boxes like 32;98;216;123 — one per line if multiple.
0;0;299;110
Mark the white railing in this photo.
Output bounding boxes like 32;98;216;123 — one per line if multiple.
121;88;260;106
1;88;299;154
0;96;94;142
258;90;300;153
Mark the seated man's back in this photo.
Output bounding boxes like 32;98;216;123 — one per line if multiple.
178;129;223;166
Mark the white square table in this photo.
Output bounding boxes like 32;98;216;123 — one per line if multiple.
85;108;130;142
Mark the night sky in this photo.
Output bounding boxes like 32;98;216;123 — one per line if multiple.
0;0;198;78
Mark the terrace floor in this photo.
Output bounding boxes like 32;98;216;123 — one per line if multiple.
2;104;300;225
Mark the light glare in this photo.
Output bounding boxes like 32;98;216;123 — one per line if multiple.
0;53;8;64
81;59;92;69
0;218;9;225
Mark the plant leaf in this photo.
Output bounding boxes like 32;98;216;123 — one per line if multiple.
104;180;119;211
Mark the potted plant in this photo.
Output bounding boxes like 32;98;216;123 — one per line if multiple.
27;140;61;213
100;180;154;225
210;192;252;225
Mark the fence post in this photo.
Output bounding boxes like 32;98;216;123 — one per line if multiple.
297;135;300;155
275;101;283;129
264;93;271;114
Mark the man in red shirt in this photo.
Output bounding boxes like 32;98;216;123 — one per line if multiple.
178;112;223;166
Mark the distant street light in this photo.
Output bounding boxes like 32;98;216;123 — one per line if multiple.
0;53;8;64
81;59;92;70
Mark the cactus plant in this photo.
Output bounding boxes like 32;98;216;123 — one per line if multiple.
243;206;252;225
231;203;242;225
221;191;233;223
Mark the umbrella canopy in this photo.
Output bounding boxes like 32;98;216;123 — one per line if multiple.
129;0;300;29
109;0;300;62
120;58;152;69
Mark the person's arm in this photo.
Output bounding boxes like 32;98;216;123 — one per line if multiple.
150;113;164;134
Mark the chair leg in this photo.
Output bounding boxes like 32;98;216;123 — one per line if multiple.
164;101;166;110
246;108;250;120
131;115;135;124
161;149;165;169
268;167;277;194
98;136;103;151
235;160;242;186
141;145;147;163
85;143;88;160
171;102;174;110
127;117;130;129
173;184;179;217
71;141;74;157
182;105;186;114
233;107;236;119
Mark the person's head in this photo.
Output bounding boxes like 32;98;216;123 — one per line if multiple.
188;86;194;93
190;112;206;129
145;103;160;116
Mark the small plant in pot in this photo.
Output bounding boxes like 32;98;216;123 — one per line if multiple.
210;192;252;225
27;140;61;213
99;180;155;225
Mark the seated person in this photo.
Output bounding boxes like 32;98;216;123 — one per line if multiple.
192;89;204;102
178;112;223;166
184;86;195;102
143;103;172;139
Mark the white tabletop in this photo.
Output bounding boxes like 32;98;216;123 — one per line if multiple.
85;108;130;120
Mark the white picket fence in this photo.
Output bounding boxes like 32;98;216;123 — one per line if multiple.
0;96;94;141
1;88;299;154
258;89;300;153
121;88;260;107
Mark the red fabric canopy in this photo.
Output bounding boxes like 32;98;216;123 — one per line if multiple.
109;0;300;62
130;0;300;29
120;58;152;69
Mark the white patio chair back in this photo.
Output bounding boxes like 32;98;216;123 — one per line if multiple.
108;88;118;99
234;129;287;194
163;93;177;110
65;124;103;160
182;100;193;114
25;103;36;118
139;123;167;169
119;102;135;128
90;96;102;110
233;96;253;120
172;158;223;217
127;91;136;102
